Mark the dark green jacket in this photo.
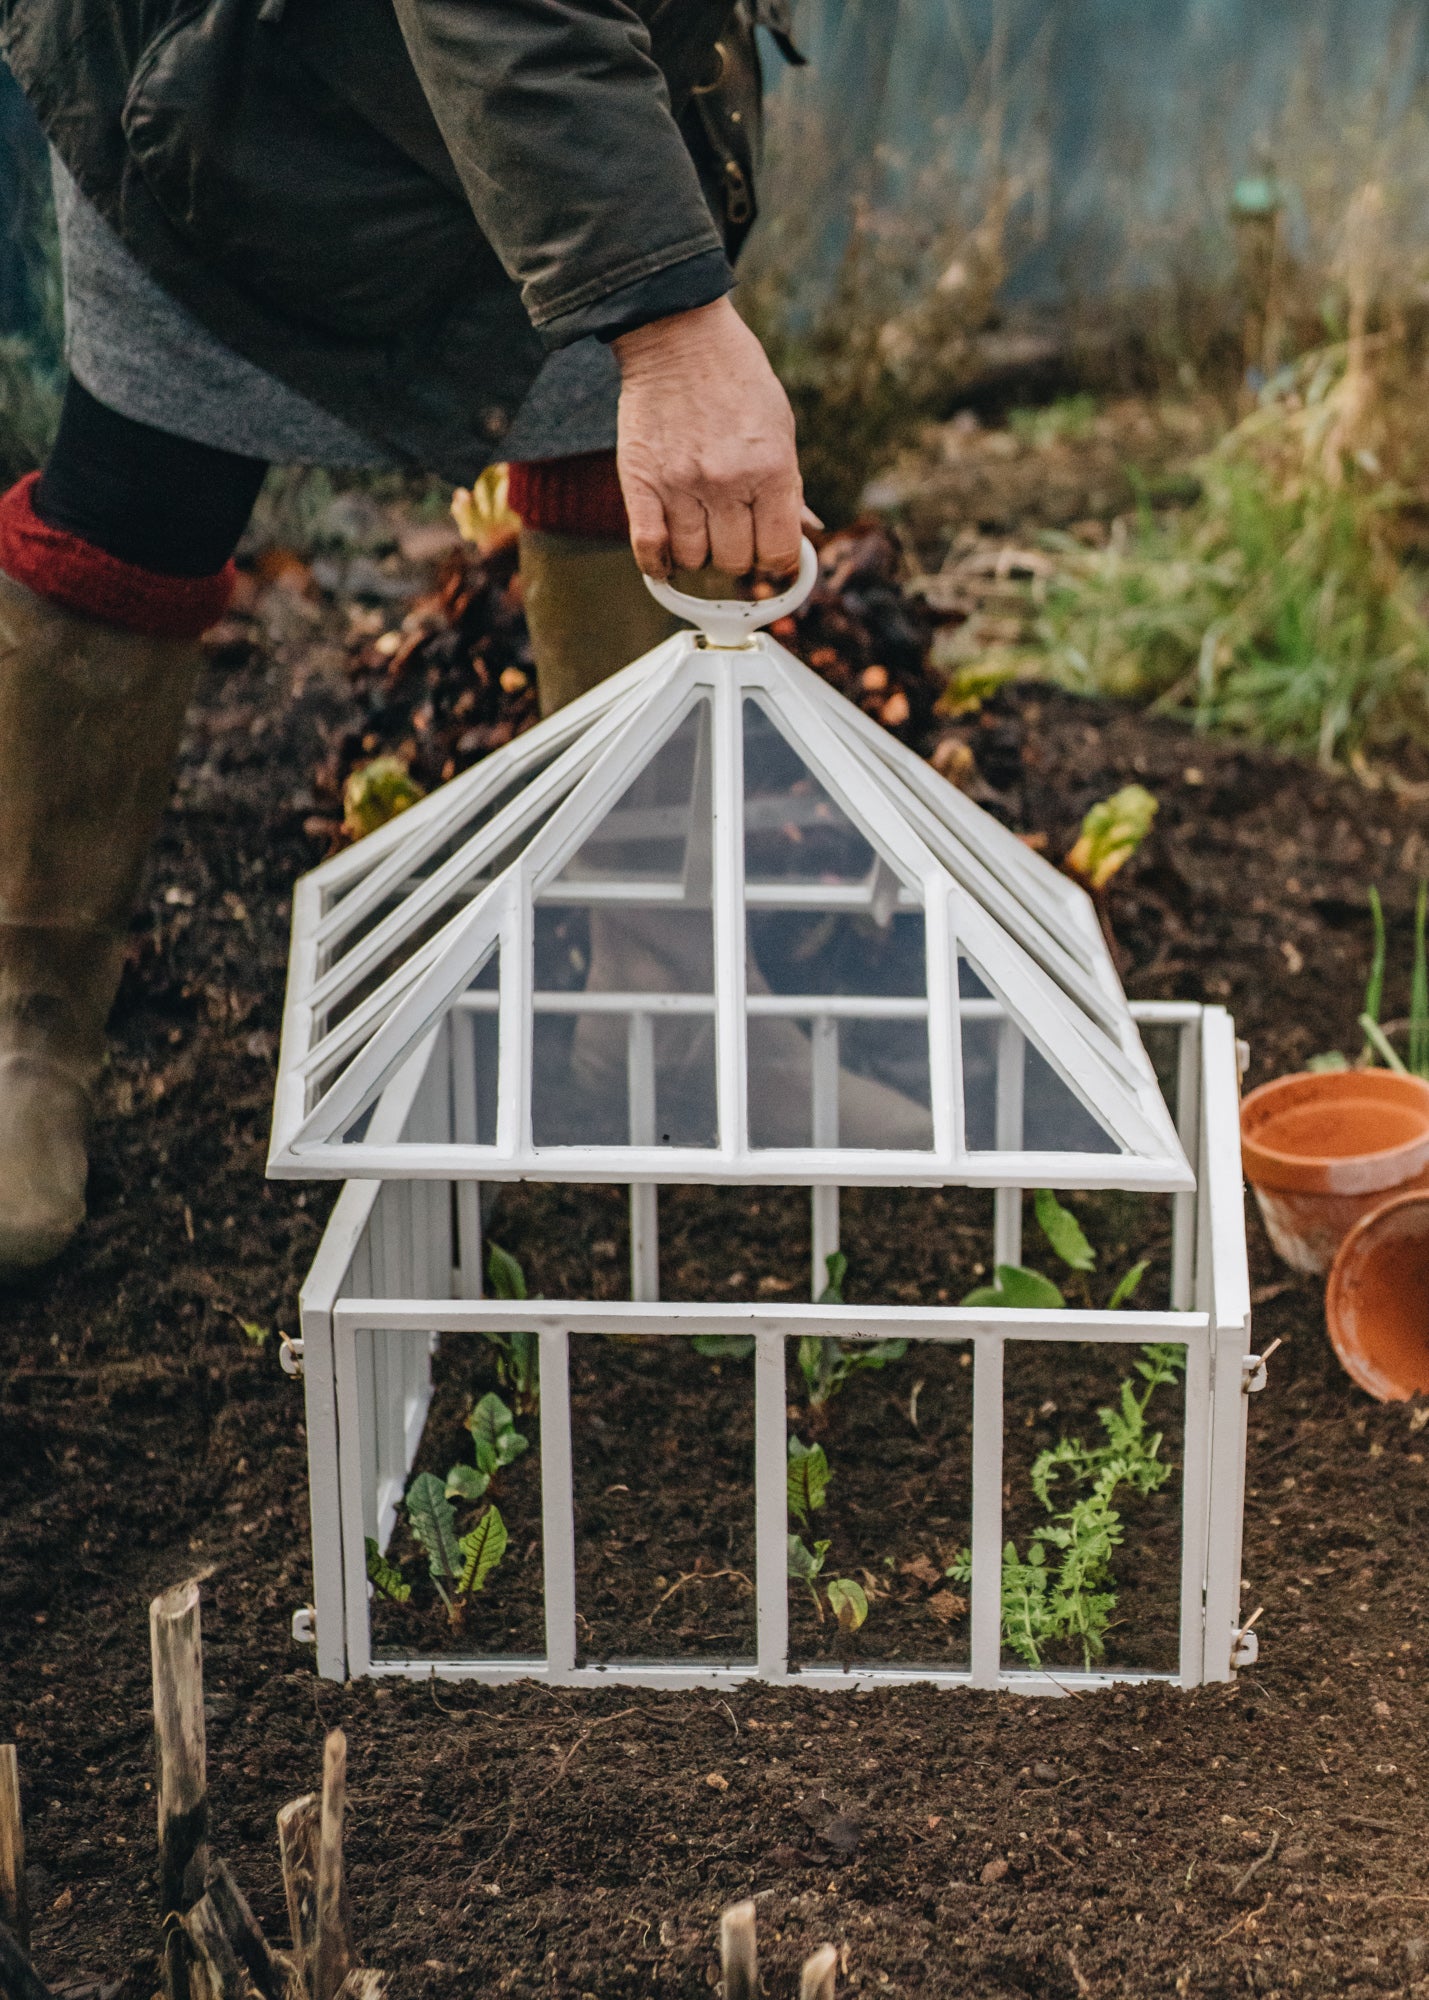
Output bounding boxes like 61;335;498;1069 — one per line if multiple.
1;0;796;478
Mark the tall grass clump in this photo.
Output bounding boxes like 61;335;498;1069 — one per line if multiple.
1030;283;1429;767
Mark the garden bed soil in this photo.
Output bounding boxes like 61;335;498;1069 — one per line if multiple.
7;543;1429;1998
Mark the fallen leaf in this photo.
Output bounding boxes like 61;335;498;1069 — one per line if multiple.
927;1590;968;1623
900;1553;943;1589
705;1772;729;1792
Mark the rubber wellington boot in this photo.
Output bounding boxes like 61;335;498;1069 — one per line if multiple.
0;573;200;1273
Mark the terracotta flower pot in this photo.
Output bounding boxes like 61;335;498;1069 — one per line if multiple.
1326;1190;1429;1401
1240;1069;1429;1276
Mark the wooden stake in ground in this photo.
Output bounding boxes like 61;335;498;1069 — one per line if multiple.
311;1733;352;2000
719;1900;757;2000
150;1579;209;1918
0;1747;27;1950
800;1943;838;2000
277;1793;320;1984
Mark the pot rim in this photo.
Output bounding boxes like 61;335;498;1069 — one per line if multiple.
1241;1068;1429;1195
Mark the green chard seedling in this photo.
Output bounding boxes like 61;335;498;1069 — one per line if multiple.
364;1538;410;1604
446;1391;528;1501
482;1244;540;1412
961;1190;1148;1313
785;1434;869;1632
403;1470;508;1627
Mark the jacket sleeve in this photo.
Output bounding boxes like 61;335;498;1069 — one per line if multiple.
388;0;735;345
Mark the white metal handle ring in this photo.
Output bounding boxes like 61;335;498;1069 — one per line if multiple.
642;535;820;646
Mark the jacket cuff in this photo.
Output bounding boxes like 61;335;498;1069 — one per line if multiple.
539;248;734;349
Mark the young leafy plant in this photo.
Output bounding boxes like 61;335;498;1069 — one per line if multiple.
960;1189;1147;1312
364;1538;411;1604
1065;785;1159;890
795;1253;907;1412
481;1244;540;1413
785;1433;869;1632
952;1343;1186;1669
404;1469;508;1627
787;1436;830;1527
446;1391;528;1501
1318;880;1429;1077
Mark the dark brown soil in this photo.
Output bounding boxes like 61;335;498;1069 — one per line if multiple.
8;565;1429;2000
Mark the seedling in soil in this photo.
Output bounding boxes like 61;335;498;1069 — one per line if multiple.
785;1435;869;1631
796;1254;908;1413
952;1342;1186;1667
482;1244;539;1413
402;1471;508;1627
1312;878;1429;1075
961;1189;1148;1313
364;1539;411;1604
446;1390;528;1501
691;1254;909;1401
1065;785;1158;890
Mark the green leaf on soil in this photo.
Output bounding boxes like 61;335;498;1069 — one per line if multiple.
692;1336;756;1359
406;1471;462;1585
364;1537;410;1603
468;1391;527;1477
458;1505;508;1594
487;1244;528;1300
445;1462;490;1502
817;1251;848;1305
787;1437;830;1526
1034;1189;1096;1271
787;1534;830;1583
826;1578;869;1633
961;1265;1066;1309
1107;1260;1150;1310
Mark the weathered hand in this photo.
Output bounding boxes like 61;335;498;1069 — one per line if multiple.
613;296;812;581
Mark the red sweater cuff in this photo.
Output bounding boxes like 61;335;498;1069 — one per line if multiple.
506;451;629;541
0;472;235;640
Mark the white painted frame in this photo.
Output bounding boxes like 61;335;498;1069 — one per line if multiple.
297;1004;1252;1694
270;620;1191;1192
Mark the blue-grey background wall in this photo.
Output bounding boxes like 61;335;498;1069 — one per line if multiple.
4;0;1429;337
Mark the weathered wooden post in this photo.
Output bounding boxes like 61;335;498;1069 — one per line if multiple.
719;1899;757;2000
0;1747;27;1950
150;1579;208;2000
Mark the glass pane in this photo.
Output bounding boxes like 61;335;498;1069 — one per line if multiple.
549;701;708;890
743;697;875;884
1002;1342;1185;1676
532;701;717;1150
746;905;933;1152
452;947;500;1148
959;955;1120;1157
571;1335;756;1666
786;1337;972;1672
365;1328;546;1667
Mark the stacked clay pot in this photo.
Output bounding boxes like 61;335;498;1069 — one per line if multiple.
1241;1069;1429;1400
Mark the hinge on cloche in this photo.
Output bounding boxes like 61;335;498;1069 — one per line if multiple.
1242;1337;1282;1395
291;1606;317;1646
279;1333;305;1379
1231;1605;1263;1669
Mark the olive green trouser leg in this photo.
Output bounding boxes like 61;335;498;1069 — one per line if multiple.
520;530;681;716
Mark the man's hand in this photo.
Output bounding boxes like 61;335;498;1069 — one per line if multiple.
613;297;810;582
